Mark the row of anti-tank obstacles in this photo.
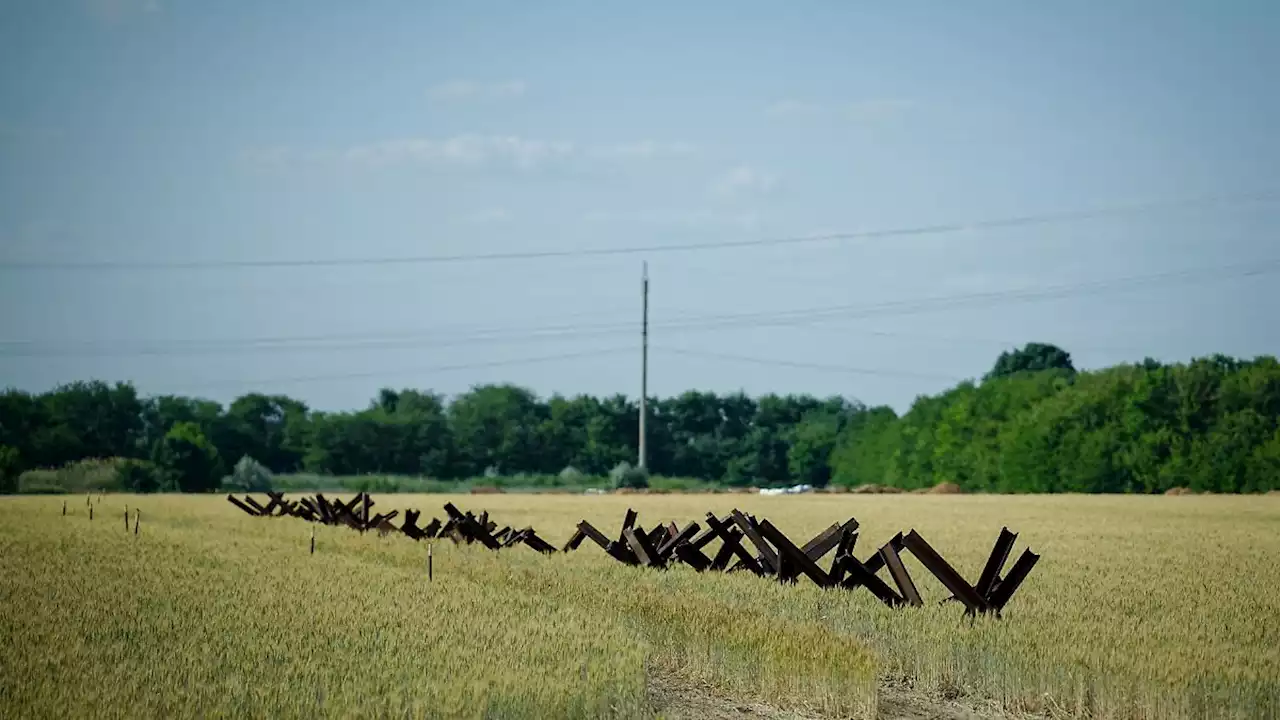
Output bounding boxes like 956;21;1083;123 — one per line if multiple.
227;491;1039;617
226;490;557;553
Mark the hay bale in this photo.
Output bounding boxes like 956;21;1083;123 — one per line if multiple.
929;482;964;494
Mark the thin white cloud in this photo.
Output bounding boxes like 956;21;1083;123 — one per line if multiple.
338;135;696;172
428;80;528;101
712;165;777;199
344;135;574;171
242;135;697;176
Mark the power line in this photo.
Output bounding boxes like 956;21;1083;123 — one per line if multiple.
658;347;965;382
168;346;636;390
0;315;642;355
655;257;1280;331
2;192;1276;270
2;257;1276;358
714;320;1161;356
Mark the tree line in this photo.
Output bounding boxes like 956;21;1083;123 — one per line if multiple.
2;343;1277;494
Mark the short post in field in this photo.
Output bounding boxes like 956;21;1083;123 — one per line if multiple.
89;504;93;521
62;500;66;516
133;510;139;535
310;526;316;555
428;542;433;581
125;505;129;531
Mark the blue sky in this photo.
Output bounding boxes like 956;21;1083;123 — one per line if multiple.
1;0;1278;412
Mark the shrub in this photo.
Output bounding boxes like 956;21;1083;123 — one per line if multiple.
16;470;65;494
119;459;164;493
221;456;274;493
610;461;649;490
22;458;124;493
13;457;158;494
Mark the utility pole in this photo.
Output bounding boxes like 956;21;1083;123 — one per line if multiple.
638;262;649;471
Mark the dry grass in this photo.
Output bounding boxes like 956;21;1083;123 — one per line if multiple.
1;494;1278;719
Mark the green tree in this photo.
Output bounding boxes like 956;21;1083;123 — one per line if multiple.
447;384;549;476
985;342;1075;381
0;444;19;494
3;346;1278;494
137;395;225;458
14;381;145;468
829;406;899;487
152;422;221;492
1246;429;1280;493
582;395;637;474
384;389;453;476
736;394;823;485
221;394;309;473
788;412;841;486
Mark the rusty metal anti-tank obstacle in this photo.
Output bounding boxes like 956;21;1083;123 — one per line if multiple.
226;492;1039;614
225;491;558;555
566;508;1039;616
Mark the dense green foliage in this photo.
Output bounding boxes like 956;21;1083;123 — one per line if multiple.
832;352;1280;494
2;345;1277;493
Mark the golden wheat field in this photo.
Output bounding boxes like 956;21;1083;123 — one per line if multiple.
0;494;1277;720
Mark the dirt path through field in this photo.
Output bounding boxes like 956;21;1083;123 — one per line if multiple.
648;676;1019;720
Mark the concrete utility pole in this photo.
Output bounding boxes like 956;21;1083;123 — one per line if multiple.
638;262;649;471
